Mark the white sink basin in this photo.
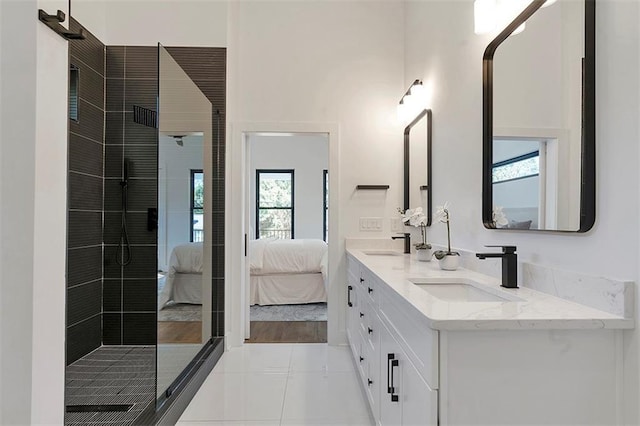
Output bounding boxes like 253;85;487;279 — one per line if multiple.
362;250;403;256
409;278;523;302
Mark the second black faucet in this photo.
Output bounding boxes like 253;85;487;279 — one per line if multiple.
392;233;411;254
476;245;518;288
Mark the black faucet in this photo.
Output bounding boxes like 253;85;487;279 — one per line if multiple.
475;245;518;288
392;233;411;254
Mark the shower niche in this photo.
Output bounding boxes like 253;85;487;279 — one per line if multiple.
64;16;226;425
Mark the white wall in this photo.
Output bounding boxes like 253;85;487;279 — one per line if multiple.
249;134;329;241
69;0;227;47
404;0;639;423
69;0;107;41
0;0;68;423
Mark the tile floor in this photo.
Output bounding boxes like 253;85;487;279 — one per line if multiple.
65;346;155;425
177;343;374;425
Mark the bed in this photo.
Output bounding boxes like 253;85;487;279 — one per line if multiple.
158;242;203;309
249;238;328;306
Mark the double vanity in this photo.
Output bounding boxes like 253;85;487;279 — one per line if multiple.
346;247;633;425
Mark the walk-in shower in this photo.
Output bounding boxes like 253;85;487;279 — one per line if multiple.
64;13;226;423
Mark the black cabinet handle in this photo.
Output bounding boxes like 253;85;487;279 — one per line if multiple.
347;285;353;307
359;312;364;318
367;378;373;387
387;353;399;402
368;327;373;335
368;287;373;294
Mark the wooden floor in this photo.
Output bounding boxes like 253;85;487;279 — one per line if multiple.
158;321;202;344
246;321;327;343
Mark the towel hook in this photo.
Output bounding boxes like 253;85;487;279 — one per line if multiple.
38;9;85;40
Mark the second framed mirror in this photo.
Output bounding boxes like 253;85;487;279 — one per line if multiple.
482;0;595;232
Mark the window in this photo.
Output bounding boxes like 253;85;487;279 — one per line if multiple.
492;151;539;184
323;169;329;242
256;170;294;239
191;170;204;242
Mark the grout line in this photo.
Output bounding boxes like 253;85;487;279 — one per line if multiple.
70;131;103;146
78;97;105;114
69;170;103;180
69;54;105;79
278;346;294;425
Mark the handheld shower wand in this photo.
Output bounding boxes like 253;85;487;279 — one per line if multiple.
116;159;132;266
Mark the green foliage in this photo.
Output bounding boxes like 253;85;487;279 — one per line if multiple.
259;178;292;207
259;175;293;238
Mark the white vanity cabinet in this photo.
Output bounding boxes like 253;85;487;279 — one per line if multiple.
346;252;624;426
379;320;438;426
347;258;382;418
347;256;437;425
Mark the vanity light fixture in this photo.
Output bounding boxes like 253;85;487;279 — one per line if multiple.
397;80;428;124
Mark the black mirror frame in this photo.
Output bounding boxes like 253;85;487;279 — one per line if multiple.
404;109;433;226
482;0;596;232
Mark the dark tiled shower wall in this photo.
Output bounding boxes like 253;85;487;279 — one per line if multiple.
165;47;227;337
103;46;159;345
67;18;105;365
102;46;227;344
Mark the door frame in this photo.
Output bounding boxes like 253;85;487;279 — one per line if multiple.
227;122;341;348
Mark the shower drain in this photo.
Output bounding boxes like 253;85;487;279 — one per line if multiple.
66;404;133;413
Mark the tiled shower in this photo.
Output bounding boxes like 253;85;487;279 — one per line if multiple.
65;17;226;425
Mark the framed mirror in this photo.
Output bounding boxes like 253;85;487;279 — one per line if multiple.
482;0;595;232
156;44;213;400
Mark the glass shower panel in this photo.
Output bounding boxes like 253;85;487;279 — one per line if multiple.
156;44;213;400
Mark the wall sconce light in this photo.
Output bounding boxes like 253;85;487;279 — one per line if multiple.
398;80;428;124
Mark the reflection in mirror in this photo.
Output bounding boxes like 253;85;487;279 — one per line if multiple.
483;0;595;232
156;45;212;399
409;112;430;226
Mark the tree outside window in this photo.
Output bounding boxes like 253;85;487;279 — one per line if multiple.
191;170;204;242
256;170;294;239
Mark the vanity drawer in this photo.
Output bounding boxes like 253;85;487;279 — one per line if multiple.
361;270;380;307
379;285;439;389
364;301;380;352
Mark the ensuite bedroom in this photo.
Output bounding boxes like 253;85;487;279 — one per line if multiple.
158;132;329;344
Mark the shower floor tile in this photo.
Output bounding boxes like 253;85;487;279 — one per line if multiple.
65;346;155;426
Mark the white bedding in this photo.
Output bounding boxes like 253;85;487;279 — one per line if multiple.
250;238;328;278
249;238;328;306
250;273;327;305
159;242;203;309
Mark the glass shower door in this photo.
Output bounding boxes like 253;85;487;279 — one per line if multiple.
156;44;213;401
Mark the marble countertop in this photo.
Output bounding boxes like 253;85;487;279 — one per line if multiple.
347;248;634;331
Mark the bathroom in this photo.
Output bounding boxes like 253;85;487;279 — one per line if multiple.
0;0;639;424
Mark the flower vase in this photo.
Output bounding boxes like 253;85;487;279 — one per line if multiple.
438;254;460;271
415;248;432;262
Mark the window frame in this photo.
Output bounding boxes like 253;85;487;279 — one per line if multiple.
492;150;540;184
255;169;295;239
190;169;204;242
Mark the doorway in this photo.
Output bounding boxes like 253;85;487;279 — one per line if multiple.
245;132;330;343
